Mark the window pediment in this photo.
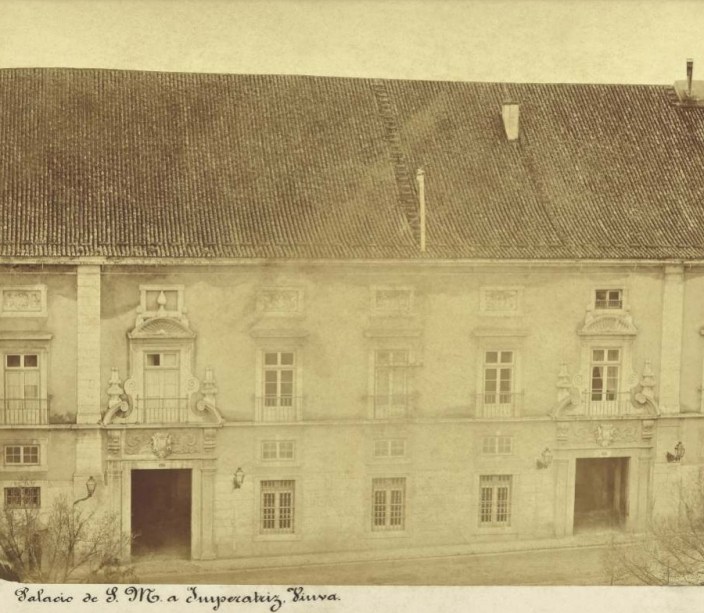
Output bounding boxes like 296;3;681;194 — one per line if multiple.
128;317;195;340
578;310;637;337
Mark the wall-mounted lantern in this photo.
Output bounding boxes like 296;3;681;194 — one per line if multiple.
666;441;685;463
73;476;97;506
536;447;553;469
233;467;245;490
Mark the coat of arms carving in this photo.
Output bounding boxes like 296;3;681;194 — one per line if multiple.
150;432;173;458
595;424;616;447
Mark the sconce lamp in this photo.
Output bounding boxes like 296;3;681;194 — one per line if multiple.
73;475;98;506
536;447;553;470
233;467;245;490
666;442;685;463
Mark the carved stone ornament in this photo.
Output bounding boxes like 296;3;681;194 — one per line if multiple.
578;307;638;337
570;422;639;446
150;432;173;459
552;361;658;417
101;368;132;425
595;423;616;447
2;289;42;312
258;288;302;314
481;288;520;314
124;430;201;456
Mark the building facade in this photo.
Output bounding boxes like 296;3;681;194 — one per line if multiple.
0;67;703;562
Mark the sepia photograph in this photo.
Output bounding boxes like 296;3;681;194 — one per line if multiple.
0;1;703;608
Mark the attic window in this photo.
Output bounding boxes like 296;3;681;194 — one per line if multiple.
595;289;623;310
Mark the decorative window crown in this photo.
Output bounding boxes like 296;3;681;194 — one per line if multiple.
579;306;637;337
136;285;188;327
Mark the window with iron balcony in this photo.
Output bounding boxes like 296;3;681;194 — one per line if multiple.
140;351;188;423
479;350;521;418
586;347;628;416
373;350;412;419
256;351;302;422
1;353;49;425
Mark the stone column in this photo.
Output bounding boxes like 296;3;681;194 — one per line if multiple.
76;265;102;424
660;264;684;414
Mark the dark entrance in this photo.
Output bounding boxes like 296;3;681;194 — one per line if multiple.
131;469;191;558
574;457;629;532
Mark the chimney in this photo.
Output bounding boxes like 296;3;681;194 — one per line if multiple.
687;58;694;97
501;102;520;141
416;168;426;253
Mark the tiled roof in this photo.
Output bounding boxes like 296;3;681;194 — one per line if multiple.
1;68;704;260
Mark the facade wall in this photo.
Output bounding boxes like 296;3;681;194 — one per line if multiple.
1;261;703;562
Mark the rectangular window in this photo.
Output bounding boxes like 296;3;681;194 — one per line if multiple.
373;439;406;458
3;353;44;424
590;348;620;401
372;477;406;531
4;486;40;509
595;289;623;310
261;440;295;461
483;351;514;406
260;480;295;534
481;436;513;455
374;350;410;418
263;352;296;408
5;353;40;401
4;445;40;465
143;351;181;420
373;288;413;314
479;475;512;526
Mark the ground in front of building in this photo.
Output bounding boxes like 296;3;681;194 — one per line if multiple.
134;544;625;586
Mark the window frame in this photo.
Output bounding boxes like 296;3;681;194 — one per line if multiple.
260;439;296;462
373;349;412;419
590;347;621;402
478;475;513;528
4;444;40;466
373;439;407;459
371;477;407;532
255;348;302;422
594;288;624;311
481;435;513;455
258;480;296;535
0;344;50;425
4;485;41;509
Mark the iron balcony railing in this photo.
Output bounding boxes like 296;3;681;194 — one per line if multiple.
255;396;302;423
476;392;523;418
582;392;634;416
373;394;410;419
136;397;191;424
0;398;49;425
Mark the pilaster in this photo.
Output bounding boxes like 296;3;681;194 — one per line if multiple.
76;265;102;423
660;265;684;414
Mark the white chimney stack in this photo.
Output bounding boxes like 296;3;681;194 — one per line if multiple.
416;168;426;253
501;102;520;141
